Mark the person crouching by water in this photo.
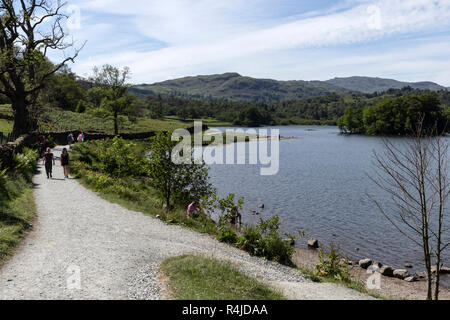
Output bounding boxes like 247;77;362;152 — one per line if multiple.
187;201;198;218
43;147;55;179
61;148;70;179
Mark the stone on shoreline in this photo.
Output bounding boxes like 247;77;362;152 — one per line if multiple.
415;272;428;279
307;238;319;249
283;238;295;246
405;263;413;269
372;261;383;269
359;259;373;269
404;276;418;282
380;265;394;277
393;269;410;280
431;266;450;274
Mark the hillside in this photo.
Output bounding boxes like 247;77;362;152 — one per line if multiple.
131;73;349;102
325;76;447;93
131;73;448;103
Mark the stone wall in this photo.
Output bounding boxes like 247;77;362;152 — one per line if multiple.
1;124;209;169
45;130;159;145
44;124;208;145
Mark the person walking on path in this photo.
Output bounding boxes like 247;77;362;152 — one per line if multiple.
61;148;70;179
67;133;74;145
77;131;85;143
43;147;55;179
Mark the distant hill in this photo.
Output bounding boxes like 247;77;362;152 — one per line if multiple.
131;73;447;103
325;76;447;93
131;73;348;102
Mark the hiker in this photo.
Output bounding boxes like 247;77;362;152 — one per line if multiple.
43;147;55;179
38;134;46;156
61;148;70;179
230;206;242;226
77;132;83;143
67;132;74;145
187;201;198;218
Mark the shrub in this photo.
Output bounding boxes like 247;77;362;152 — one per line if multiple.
99;137;145;177
0;167;8;202
13;147;39;180
316;243;350;282
146;132;214;209
237;215;295;266
217;226;238;244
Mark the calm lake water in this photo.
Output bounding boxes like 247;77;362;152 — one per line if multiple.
206;126;449;285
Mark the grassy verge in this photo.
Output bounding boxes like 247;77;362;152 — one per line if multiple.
0;176;36;264
160;255;285;300
295;265;388;300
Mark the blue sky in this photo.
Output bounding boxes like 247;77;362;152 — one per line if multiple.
55;0;450;86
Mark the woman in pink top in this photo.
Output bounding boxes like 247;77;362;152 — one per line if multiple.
187;201;197;218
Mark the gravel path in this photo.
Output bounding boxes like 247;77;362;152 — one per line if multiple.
0;146;373;300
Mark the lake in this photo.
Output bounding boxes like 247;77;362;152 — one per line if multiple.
206;126;449;285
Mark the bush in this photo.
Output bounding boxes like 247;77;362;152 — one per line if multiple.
99;137;145;177
237;215;295;266
146;132;214;209
0;167;8;202
316;243;350;282
13;147;39;180
217;226;238;244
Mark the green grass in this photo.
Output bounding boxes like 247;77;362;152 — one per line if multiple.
161;255;286;300
0;178;36;264
0;119;12;135
295;265;388;300
134;117;191;132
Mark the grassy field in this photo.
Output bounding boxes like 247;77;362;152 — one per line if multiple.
0;178;36;264
39;108;203;133
161;255;285;300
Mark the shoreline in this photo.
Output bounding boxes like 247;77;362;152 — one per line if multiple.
293;247;450;300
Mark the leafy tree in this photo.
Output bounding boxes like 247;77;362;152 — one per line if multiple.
87;87;108;109
146;132;214;209
340;107;364;133
149;101;164;119
177;108;189;120
0;0;83;135
339;93;446;135
92;64;132;134
41;69;86;111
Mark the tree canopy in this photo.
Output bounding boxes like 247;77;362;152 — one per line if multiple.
338;93;447;135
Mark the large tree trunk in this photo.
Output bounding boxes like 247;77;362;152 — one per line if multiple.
11;95;30;137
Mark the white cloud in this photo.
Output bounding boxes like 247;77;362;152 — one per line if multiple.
67;0;450;85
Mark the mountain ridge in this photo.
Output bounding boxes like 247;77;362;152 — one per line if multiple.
131;73;447;103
